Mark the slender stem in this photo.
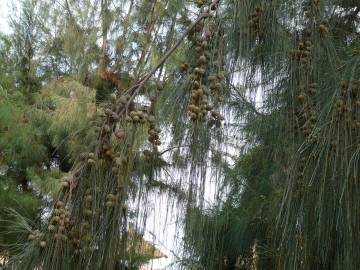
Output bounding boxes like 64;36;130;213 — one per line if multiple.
124;10;211;107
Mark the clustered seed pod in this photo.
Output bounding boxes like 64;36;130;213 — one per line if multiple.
180;63;189;72
97;92;133;142
194;0;206;8
67;219;92;252
148;126;161;146
106;193;118;208
100;143;116;161
126;110;148;124
307;82;318;95
104;108;119;121
143;88;162;146
297;91;317;142
82;189;94;218
188;83;209;122
87;152;96;166
117;95;127;106
114;129;126;140
289;33;319;144
185;7;225;125
147;114;161;146
208;72;226;126
60;176;71;189
335;98;346;114
299;101;318;143
248;6;264;36
335;80;360;133
290;40;313;65
47;201;72;242
28;229;46;248
187;37;211;121
319;19;329;34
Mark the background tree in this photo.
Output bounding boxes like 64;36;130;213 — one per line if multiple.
0;0;359;270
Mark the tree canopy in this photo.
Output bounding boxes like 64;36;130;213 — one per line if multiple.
0;0;359;269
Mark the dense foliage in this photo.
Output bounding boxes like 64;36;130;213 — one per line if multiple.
0;0;359;269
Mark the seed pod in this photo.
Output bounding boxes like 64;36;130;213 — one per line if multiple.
197;88;204;96
56;201;65;208
83;209;93;217
190;113;197;120
180;63;188;72
125;115;132;122
201;41;208;48
199;55;207;64
133;115;140;122
217;72;225;80
105;149;113;157
319;24;329;33
154;139;161;146
115;130;126;140
110;93;117;101
214;83;223;91
104;108;112;115
208;75;217;81
106;201;115;207
106;194;117;201
81;221;90;230
87;158;95;165
111;112;119;121
148;129;157;136
336;99;345;107
52;216;61;223
48;225;56;232
194;67;201;74
119;96;127;105
59;225;66;233
85;195;93;202
61;181;70;189
147;115;156;123
297;93;306;101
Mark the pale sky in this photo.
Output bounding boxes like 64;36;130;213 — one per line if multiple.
0;0;11;34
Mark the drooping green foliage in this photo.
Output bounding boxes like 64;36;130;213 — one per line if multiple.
0;0;359;270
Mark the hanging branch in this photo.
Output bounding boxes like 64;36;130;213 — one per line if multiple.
135;0;158;75
99;0;125;91
109;0;134;74
122;2;221;109
231;84;264;116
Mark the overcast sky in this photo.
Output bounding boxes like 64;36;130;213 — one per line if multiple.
0;0;11;34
